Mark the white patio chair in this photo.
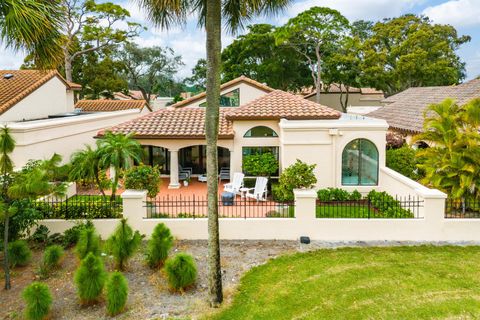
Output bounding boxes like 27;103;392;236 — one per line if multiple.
224;172;244;195
219;167;231;182
245;177;268;201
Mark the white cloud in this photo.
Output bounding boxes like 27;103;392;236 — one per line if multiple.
0;46;25;70
281;0;423;23
422;0;480;27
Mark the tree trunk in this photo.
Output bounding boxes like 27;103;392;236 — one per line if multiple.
315;44;322;104
205;0;223;307
64;51;73;82
110;167;118;202
3;215;10;290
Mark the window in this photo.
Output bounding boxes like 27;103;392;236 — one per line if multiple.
242;146;279;175
341;139;378;186
244;126;278;138
199;89;240;107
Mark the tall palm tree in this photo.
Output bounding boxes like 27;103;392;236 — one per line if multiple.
135;0;291;306
0;0;64;68
70;145;106;197
96;132;142;201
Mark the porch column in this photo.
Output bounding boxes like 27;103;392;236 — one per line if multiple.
169;149;180;189
229;149;234;181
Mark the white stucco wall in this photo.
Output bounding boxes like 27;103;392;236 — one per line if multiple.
182;82;269;108
9;109;142;169
279;116;388;192
1;76;74;122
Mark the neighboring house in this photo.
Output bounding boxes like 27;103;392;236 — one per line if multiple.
101;76;389;193
0;70;145;168
75;99;149;115
368;78;480;143
113;90;171;110
304;84;384;113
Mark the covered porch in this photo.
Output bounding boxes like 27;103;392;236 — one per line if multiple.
140;143;234;189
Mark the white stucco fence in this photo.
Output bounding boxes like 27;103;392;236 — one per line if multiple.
39;186;480;242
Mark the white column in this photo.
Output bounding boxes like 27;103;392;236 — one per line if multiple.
121;189;147;232
169;149;180;189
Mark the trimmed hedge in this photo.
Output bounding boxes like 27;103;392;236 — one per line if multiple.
34;196;122;219
317;188;362;201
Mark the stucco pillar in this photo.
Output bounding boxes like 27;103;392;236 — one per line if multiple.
169;149;180;189
293;189;317;222
121;189;147;231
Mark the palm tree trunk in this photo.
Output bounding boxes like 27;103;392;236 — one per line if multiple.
110;168;118;202
3;215;10;290
205;0;223;307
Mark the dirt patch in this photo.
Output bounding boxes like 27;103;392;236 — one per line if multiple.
1;240;299;320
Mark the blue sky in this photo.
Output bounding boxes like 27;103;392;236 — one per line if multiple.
1;0;479;80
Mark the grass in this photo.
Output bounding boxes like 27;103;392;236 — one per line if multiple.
210;246;480;320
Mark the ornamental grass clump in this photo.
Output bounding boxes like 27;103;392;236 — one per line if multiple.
75;226;101;259
106;219;142;270
39;245;64;278
22;282;52;320
105;271;128;316
164;253;197;291
74;252;107;304
9;240;32;267
145;223;174;269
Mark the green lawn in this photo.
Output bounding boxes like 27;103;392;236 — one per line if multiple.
210;246;480;320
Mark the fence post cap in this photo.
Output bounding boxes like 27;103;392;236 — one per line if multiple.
414;187;447;199
121;189;147;199
293;188;317;199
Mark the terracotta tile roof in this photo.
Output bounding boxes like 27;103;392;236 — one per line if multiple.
369;80;480;133
226;90;341;120
75;99;146;112
0;69;79;115
171;75;274;108
101;108;234;139
66;81;82;90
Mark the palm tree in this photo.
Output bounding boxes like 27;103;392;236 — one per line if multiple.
135;0;291;306
0;0;64;68
414;98;480;212
70;145;106;197
96;132;142;201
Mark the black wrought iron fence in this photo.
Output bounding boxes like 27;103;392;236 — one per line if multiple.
33;195;123;219
144;195;294;219
445;198;480;218
316;195;423;219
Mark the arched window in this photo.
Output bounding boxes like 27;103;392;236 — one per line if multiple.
342;139;378;186
244;126;278;138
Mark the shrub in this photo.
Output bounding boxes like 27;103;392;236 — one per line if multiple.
34;199;122;219
63;220;94;248
164;253;197;291
75;226;101;259
242;153;279;177
274;160;317;201
317;188;364;201
22;282;52;320
106;219;142;270
30;225;50;244
386;145;420;180
105;271;128;316
9;240;32;267
124;164;161;198
74;252;107;304
43;245;64;269
146;223;174;268
386;131;405;149
0;199;42;241
367;190;414;218
350;190;363;201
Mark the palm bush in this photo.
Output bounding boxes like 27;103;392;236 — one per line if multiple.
75;226;101;259
74;252;107;304
164;253;197;291
8;240;32;267
145;223;174;268
106;271;128;316
22;282;52;320
106;219;142;270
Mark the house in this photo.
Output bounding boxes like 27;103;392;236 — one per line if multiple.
368;78;480;143
303;84;384;113
75;99;149;114
101;76;389;192
0;70;145;168
113;90;172;110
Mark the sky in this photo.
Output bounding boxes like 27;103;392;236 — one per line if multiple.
0;0;479;81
